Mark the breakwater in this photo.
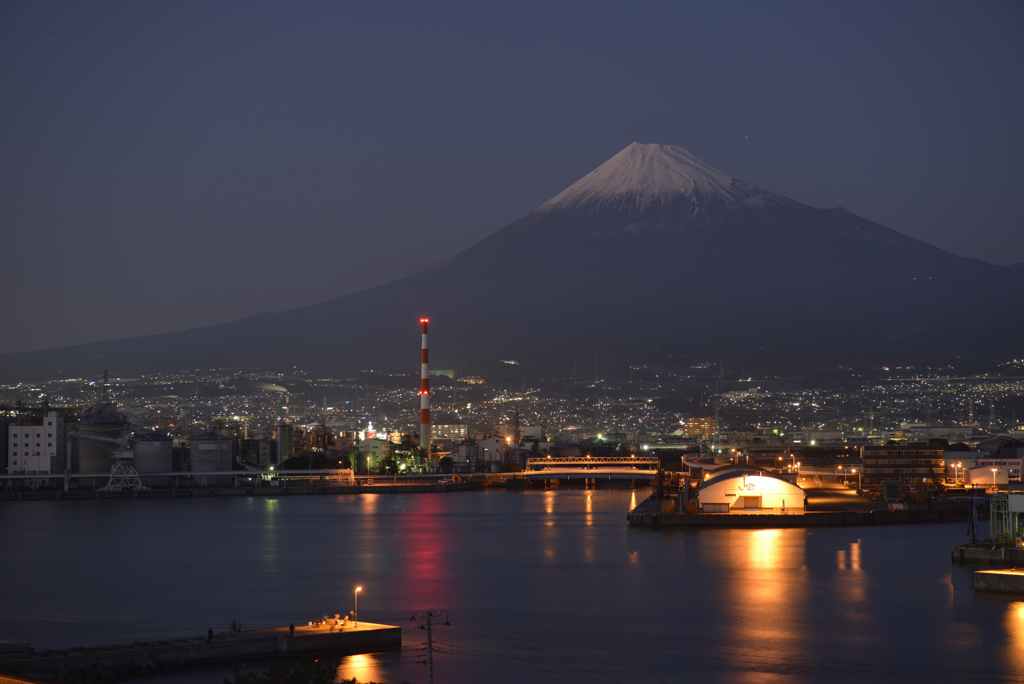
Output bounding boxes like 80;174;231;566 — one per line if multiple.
0;623;400;683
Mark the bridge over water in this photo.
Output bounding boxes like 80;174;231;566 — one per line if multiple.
524;456;659;481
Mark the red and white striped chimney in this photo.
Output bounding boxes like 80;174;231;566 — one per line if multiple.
419;318;431;453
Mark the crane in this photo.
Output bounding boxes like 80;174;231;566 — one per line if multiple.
66;425;142;491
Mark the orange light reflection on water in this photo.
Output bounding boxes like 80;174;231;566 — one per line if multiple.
1005;601;1024;673
722;528;809;682
337;653;384;683
834;539;868;636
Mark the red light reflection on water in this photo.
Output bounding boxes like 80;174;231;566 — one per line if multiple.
393;495;454;607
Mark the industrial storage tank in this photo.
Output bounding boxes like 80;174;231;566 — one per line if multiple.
188;433;232;487
132;436;173;487
275;424;293;466
73;404;128;489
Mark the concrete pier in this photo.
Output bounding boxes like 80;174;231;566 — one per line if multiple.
627;500;969;528
974;569;1024;595
0;622;400;683
952;545;1024;566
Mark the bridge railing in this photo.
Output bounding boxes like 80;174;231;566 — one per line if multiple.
527;456;659;468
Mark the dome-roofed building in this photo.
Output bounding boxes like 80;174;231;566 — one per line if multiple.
698;469;805;514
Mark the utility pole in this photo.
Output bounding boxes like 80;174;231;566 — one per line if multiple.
411;609;449;684
426;610;433;684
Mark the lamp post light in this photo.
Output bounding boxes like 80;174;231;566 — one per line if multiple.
852;468;861;490
354;586;362;627
991;468;998;492
955;462;962;484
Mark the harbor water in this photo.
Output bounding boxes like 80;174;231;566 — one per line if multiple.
2;489;1022;683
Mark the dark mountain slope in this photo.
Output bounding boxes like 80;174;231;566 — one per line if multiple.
2;143;1020;380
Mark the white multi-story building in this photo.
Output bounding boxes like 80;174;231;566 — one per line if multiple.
432;424;467;441
7;412;67;474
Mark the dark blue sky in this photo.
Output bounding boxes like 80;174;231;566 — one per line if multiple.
2;1;1021;354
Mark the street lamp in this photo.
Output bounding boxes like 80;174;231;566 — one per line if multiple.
991;468;998;492
955;462;962;484
851;468;861;490
354;586;362;627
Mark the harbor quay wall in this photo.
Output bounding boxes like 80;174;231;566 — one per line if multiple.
953;545;1024;566
974;570;1024;595
2;624;400;683
0;482;482;502
627;505;969;529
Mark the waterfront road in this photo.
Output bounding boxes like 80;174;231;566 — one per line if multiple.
799;476;886;513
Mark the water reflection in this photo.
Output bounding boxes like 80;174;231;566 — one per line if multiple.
835;539;868;632
394;495;454;608
580;491;597;563
721;529;808;681
337;652;384;683
836;540;862;571
541;491;560;564
1005;601;1024;673
262;498;279;566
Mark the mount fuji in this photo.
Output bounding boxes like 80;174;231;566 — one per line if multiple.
3;143;1022;379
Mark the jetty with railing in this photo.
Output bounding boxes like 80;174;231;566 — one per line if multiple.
0;621;400;683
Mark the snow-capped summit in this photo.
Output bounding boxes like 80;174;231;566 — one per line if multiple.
2;141;1020;381
537;142;789;215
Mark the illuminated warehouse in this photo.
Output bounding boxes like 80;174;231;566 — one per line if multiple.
698;470;806;514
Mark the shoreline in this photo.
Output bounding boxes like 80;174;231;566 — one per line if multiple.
0;476;648;502
627;496;971;528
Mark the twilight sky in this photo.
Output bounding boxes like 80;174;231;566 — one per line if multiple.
1;1;1022;355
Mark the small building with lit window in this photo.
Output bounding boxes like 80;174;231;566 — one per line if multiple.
698;470;805;514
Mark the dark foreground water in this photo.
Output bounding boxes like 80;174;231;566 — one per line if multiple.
2;489;1022;683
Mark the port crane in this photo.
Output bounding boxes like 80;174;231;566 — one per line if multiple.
65;424;143;491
